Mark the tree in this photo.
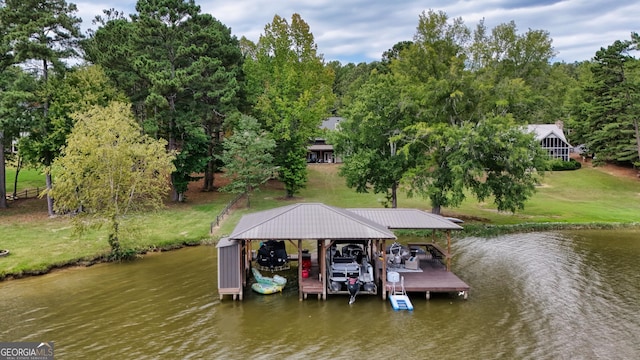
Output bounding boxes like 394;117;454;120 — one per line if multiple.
244;13;335;198
0;66;38;206
400;116;549;214
130;0;206;202
468;18;557;124
179;13;246;192
217;115;276;207
83;10;144;104
50;101;175;258
85;0;246;201
327;60;376;113
368;11;547;213
0;7;15;209
18;65;126;215
381;41;414;69
1;0;83;215
329;71;415;208
581;37;640;166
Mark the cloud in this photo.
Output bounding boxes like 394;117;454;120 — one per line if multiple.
74;0;639;64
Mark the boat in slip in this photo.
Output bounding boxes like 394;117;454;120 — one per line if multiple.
251;268;287;295
326;241;377;304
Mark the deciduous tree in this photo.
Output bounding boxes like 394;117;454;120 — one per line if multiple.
217;115;276;207
337;10;550;214
400;116;548;214
329;71;415;208
50;101;175;258
244;14;335;198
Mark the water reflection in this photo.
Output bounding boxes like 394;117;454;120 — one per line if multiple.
1;231;639;359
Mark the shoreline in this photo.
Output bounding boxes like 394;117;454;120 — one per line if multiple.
0;241;203;282
2;221;638;283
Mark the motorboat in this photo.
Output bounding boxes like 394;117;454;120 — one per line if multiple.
255;240;289;271
326;241;377;303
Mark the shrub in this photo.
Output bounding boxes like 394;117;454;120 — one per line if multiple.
549;158;582;171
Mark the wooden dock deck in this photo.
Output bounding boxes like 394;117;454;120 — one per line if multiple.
300;264;324;300
381;241;470;300
384;257;469;299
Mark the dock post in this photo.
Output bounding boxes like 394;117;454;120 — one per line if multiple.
446;230;452;272
298;239;303;301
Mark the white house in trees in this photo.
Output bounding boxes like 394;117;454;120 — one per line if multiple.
526;124;571;161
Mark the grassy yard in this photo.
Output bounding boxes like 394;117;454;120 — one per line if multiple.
452;166;640;224
1;163;639;279
5;167;46;195
291;164;640;224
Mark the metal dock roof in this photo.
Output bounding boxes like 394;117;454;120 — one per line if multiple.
228;203;397;240
348;208;463;230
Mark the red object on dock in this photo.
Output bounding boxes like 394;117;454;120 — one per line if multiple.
302;251;311;270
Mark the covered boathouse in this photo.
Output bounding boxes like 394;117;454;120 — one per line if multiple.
216;203;469;301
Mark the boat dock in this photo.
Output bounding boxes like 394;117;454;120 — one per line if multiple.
378;242;470;300
217;204;470;302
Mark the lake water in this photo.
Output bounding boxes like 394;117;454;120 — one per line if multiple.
1;230;639;359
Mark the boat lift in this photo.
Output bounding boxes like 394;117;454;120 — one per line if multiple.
387;271;413;311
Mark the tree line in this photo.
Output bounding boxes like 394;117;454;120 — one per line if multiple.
1;1;639;224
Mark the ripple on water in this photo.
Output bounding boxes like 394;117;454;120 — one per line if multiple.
1;234;639;359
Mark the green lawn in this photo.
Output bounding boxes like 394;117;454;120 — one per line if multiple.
452;167;640;224
300;164;640;224
5;167;46;194
1;163;639;279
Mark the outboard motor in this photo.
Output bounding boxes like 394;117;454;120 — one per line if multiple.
347;275;360;305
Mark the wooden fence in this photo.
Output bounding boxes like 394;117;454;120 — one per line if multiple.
5;188;43;200
210;192;245;234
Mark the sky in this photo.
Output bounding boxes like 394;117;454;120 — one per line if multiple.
74;0;639;64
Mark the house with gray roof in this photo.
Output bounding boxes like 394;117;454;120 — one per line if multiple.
307;117;342;163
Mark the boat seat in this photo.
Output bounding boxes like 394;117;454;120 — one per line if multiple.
332;256;355;263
